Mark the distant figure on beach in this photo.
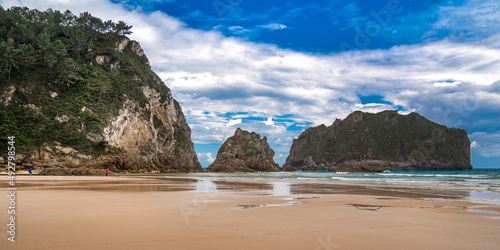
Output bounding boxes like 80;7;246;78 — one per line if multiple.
105;169;108;176
50;171;53;176
28;168;32;176
72;171;74;176
43;169;46;175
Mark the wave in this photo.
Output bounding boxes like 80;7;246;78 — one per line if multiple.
376;173;489;178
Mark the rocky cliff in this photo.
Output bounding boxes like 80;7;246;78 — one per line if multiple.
284;110;472;171
0;8;201;173
206;128;282;172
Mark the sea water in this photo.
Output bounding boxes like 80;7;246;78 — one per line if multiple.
171;168;500;205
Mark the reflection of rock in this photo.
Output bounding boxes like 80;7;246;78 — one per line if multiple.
207;128;282;172
285;110;472;172
196;179;217;191
273;182;291;196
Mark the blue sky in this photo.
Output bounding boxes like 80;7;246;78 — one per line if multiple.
2;0;500;168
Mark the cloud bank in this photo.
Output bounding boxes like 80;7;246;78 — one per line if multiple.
2;0;499;168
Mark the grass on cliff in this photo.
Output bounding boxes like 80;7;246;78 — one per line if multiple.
0;7;171;157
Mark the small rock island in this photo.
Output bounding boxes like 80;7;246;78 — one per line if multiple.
206;128;282;172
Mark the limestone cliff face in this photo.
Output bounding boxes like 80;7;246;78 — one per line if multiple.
1;37;201;173
101;83;201;172
206;128;282;172
284;110;472;171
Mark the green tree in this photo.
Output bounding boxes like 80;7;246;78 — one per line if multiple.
114;21;132;35
65;27;87;58
52;39;68;65
17;43;38;70
34;29;57;68
0;37;19;81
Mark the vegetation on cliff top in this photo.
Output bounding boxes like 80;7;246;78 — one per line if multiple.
285;110;471;170
0;7;170;157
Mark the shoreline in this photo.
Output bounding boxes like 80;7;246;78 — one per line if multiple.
1;175;500;249
3;173;499;202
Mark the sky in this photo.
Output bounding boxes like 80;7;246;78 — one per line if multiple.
2;0;500;168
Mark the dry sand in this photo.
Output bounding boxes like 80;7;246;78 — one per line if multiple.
1;175;500;250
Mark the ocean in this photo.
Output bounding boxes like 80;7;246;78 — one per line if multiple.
166;168;500;206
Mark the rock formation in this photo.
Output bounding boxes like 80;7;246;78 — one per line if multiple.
284;110;472;172
0;8;202;173
206;128;282;172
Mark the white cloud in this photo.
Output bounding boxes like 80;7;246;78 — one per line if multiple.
196;152;216;167
259;23;287;30
431;0;500;38
226;119;242;127
3;0;499;166
470;132;500;157
197;152;215;163
263;117;274;126
217;22;287;37
353;103;393;114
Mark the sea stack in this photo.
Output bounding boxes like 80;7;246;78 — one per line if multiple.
284;110;472;172
206;128;282;172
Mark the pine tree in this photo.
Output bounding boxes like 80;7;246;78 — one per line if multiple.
65;27;86;58
17;43;38;70
0;37;19;81
114;21;133;35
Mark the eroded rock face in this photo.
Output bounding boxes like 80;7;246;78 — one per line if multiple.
207;128;282;172
284;110;472;172
102;86;201;172
1;85;15;104
5;38;201;173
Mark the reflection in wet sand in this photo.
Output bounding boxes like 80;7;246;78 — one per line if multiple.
238;204;267;209
347;203;390;211
7;175;469;201
236;201;301;209
272;182;291;196
196;179;217;191
5;176;500;250
5;177;198;192
467;209;500;215
212;180;272;192
290;182;469;200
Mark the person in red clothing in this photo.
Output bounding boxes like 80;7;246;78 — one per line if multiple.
105;169;108;176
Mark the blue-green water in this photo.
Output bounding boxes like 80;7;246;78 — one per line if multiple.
164;169;500;205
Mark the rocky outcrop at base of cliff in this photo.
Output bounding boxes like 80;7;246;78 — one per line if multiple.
206;128;282;172
284;110;472;171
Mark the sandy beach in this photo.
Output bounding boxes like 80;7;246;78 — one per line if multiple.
1;175;500;250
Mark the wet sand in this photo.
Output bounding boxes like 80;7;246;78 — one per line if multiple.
1;175;500;249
